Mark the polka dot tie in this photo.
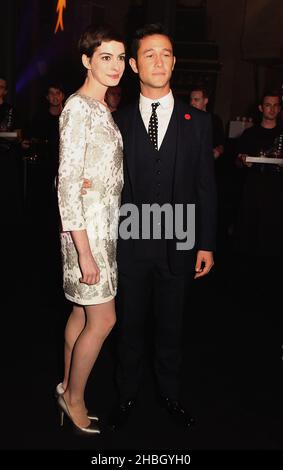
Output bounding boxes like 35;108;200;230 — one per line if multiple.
148;102;160;150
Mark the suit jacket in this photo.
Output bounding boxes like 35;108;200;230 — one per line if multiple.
113;96;217;275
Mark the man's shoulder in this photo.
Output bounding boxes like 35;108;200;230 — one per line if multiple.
115;100;138;117
113;100;139;128
174;97;210;123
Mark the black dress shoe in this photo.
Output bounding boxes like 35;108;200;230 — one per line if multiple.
108;399;135;431
159;397;196;428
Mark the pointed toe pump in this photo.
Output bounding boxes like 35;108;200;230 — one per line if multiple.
57;395;100;435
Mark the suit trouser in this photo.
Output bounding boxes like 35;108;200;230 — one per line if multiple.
116;257;187;401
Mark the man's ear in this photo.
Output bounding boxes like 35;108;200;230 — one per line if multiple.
258;104;263;113
204;97;208;107
129;57;138;74
82;54;91;70
172;56;176;71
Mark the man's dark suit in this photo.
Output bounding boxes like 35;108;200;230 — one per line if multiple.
113;96;217;402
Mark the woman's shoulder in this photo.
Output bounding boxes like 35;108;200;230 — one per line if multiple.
63;93;90;110
64;93;106;115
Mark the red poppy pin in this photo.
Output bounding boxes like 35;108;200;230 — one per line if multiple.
184;113;191;120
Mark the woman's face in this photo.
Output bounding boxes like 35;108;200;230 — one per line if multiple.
84;40;126;87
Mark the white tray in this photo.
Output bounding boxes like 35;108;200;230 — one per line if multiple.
245;156;283;164
0;131;19;140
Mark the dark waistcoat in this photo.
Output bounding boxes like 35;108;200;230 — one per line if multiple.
133;108;177;259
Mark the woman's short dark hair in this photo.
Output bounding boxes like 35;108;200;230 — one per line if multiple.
131;23;173;60
78;24;126;58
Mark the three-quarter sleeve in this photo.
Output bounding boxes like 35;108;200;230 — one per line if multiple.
57;97;88;231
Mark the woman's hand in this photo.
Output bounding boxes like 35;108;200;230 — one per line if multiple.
78;252;100;285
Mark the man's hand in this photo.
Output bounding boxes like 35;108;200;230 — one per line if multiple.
21;139;31;150
194;250;214;279
236;153;253;168
81;178;92;195
213;145;224;160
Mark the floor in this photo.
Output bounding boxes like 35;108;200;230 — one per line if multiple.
2;166;283;459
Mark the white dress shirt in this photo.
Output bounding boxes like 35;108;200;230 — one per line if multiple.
139;90;174;150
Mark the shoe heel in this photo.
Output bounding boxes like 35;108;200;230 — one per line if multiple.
60;410;64;427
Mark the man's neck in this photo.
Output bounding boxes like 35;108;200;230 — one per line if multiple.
49;105;62;116
261;118;277;129
140;85;170;100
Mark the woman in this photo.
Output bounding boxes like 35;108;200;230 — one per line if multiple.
56;24;125;434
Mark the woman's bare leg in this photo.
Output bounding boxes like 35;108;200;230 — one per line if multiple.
62;304;86;390
63;299;116;427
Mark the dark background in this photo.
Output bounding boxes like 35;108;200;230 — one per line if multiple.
2;0;283;126
1;0;283;455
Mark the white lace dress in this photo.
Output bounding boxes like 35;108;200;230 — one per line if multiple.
58;94;123;305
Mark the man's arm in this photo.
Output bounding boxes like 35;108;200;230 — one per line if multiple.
212;114;225;160
194;113;217;278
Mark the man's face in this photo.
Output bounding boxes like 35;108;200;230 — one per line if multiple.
259;96;281;121
129;34;175;91
0;79;7;100
47;87;64;107
190;90;208;111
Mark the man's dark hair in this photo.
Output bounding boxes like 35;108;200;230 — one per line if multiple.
46;82;65;95
0;75;8;87
131;23;173;60
190;84;209;99
78;24;126;58
260;89;281;104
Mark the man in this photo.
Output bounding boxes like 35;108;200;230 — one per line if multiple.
190;85;228;247
0;76;15;153
233;93;283;402
31;82;65;180
190;85;224;160
0;76;14;132
235;90;283;257
0;75;22;222
22;82;65;209
106;24;217;430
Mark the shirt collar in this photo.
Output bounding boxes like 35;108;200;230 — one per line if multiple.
139;90;174;112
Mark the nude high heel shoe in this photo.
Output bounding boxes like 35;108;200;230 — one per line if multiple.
55;383;98;421
58;395;100;435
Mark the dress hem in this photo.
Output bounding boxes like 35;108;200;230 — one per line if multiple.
64;293;115;305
